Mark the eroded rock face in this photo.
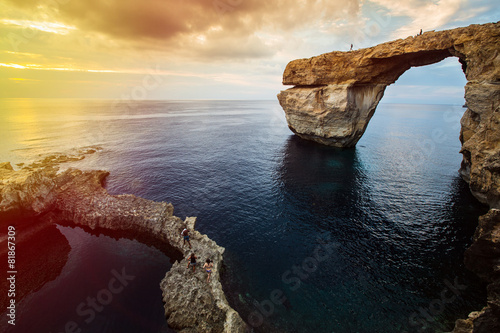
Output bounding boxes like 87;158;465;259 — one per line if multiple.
464;209;500;284
278;22;500;333
0;163;58;219
453;210;500;332
278;22;500;149
0;159;247;333
278;84;386;147
278;22;500;207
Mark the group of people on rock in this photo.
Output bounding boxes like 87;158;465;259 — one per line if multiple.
181;228;214;283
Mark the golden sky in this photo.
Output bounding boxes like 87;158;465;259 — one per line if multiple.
0;0;498;100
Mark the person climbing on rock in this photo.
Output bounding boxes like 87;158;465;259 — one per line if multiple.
181;228;192;248
203;258;214;283
187;253;197;272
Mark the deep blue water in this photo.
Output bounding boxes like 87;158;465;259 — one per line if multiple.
0;99;488;332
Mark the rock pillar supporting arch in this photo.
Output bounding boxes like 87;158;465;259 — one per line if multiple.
278;22;500;332
278;22;500;206
278;83;387;147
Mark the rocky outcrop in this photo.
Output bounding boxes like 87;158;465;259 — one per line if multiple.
278;21;500;206
452;209;500;332
0;158;247;333
278;21;500;332
160;217;245;333
465;209;500;283
0;162;59;219
0;148;101;219
278;21;500;148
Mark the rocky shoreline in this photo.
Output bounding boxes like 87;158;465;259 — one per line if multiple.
0;153;247;333
278;21;500;332
452;209;500;332
1;147;497;331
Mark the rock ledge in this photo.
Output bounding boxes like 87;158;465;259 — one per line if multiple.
278;21;500;332
0;157;247;333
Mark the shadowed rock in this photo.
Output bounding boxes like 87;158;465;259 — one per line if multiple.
0;221;70;322
278;22;500;332
0;158;247;333
453;209;500;332
278;22;500;207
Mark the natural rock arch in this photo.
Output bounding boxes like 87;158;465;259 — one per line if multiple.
278;22;500;332
277;22;500;207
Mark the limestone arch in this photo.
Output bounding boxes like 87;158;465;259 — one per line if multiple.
278;22;500;207
278;48;470;148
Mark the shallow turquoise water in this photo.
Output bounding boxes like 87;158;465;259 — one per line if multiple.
0;99;488;332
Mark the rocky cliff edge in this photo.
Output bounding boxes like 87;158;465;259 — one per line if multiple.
278;21;500;332
0;156;247;333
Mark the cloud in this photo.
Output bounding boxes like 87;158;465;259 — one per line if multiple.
3;0;360;60
369;0;492;38
9;77;40;81
1;0;497;99
1;18;76;34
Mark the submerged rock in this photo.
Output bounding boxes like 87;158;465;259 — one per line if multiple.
0;157;247;332
0;221;70;319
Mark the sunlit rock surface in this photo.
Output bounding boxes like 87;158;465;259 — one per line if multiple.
278;21;500;332
0;156;247;333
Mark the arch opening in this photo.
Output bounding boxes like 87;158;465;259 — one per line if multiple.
380;57;467;106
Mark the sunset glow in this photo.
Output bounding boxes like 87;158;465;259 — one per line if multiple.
1;19;76;34
0;0;498;100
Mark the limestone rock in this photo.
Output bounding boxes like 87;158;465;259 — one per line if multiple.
460;104;500;208
278;21;500;207
278;21;500;333
278;84;386;147
452;307;500;333
465;209;500;282
0;158;247;333
0;165;58;219
452;209;500;333
278;22;500;150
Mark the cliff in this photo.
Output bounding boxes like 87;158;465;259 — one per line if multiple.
278;21;500;206
0;157;247;333
278;22;500;332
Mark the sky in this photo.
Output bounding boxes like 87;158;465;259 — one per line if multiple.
0;0;498;103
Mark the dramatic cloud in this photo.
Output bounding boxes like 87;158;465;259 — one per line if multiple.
0;0;497;99
3;0;360;59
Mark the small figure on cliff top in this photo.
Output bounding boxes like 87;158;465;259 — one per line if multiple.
187;253;197;272
203;259;214;283
181;228;192;248
420;29;423;35
350;44;353;51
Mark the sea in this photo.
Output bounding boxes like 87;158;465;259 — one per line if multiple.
0;99;489;333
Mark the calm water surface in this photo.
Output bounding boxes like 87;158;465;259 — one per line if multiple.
0;99;488;332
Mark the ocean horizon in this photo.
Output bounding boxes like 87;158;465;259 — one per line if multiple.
0;99;488;332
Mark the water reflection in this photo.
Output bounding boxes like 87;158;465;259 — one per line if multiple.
236;134;488;333
0;219;176;333
276;135;363;218
0;221;70;324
